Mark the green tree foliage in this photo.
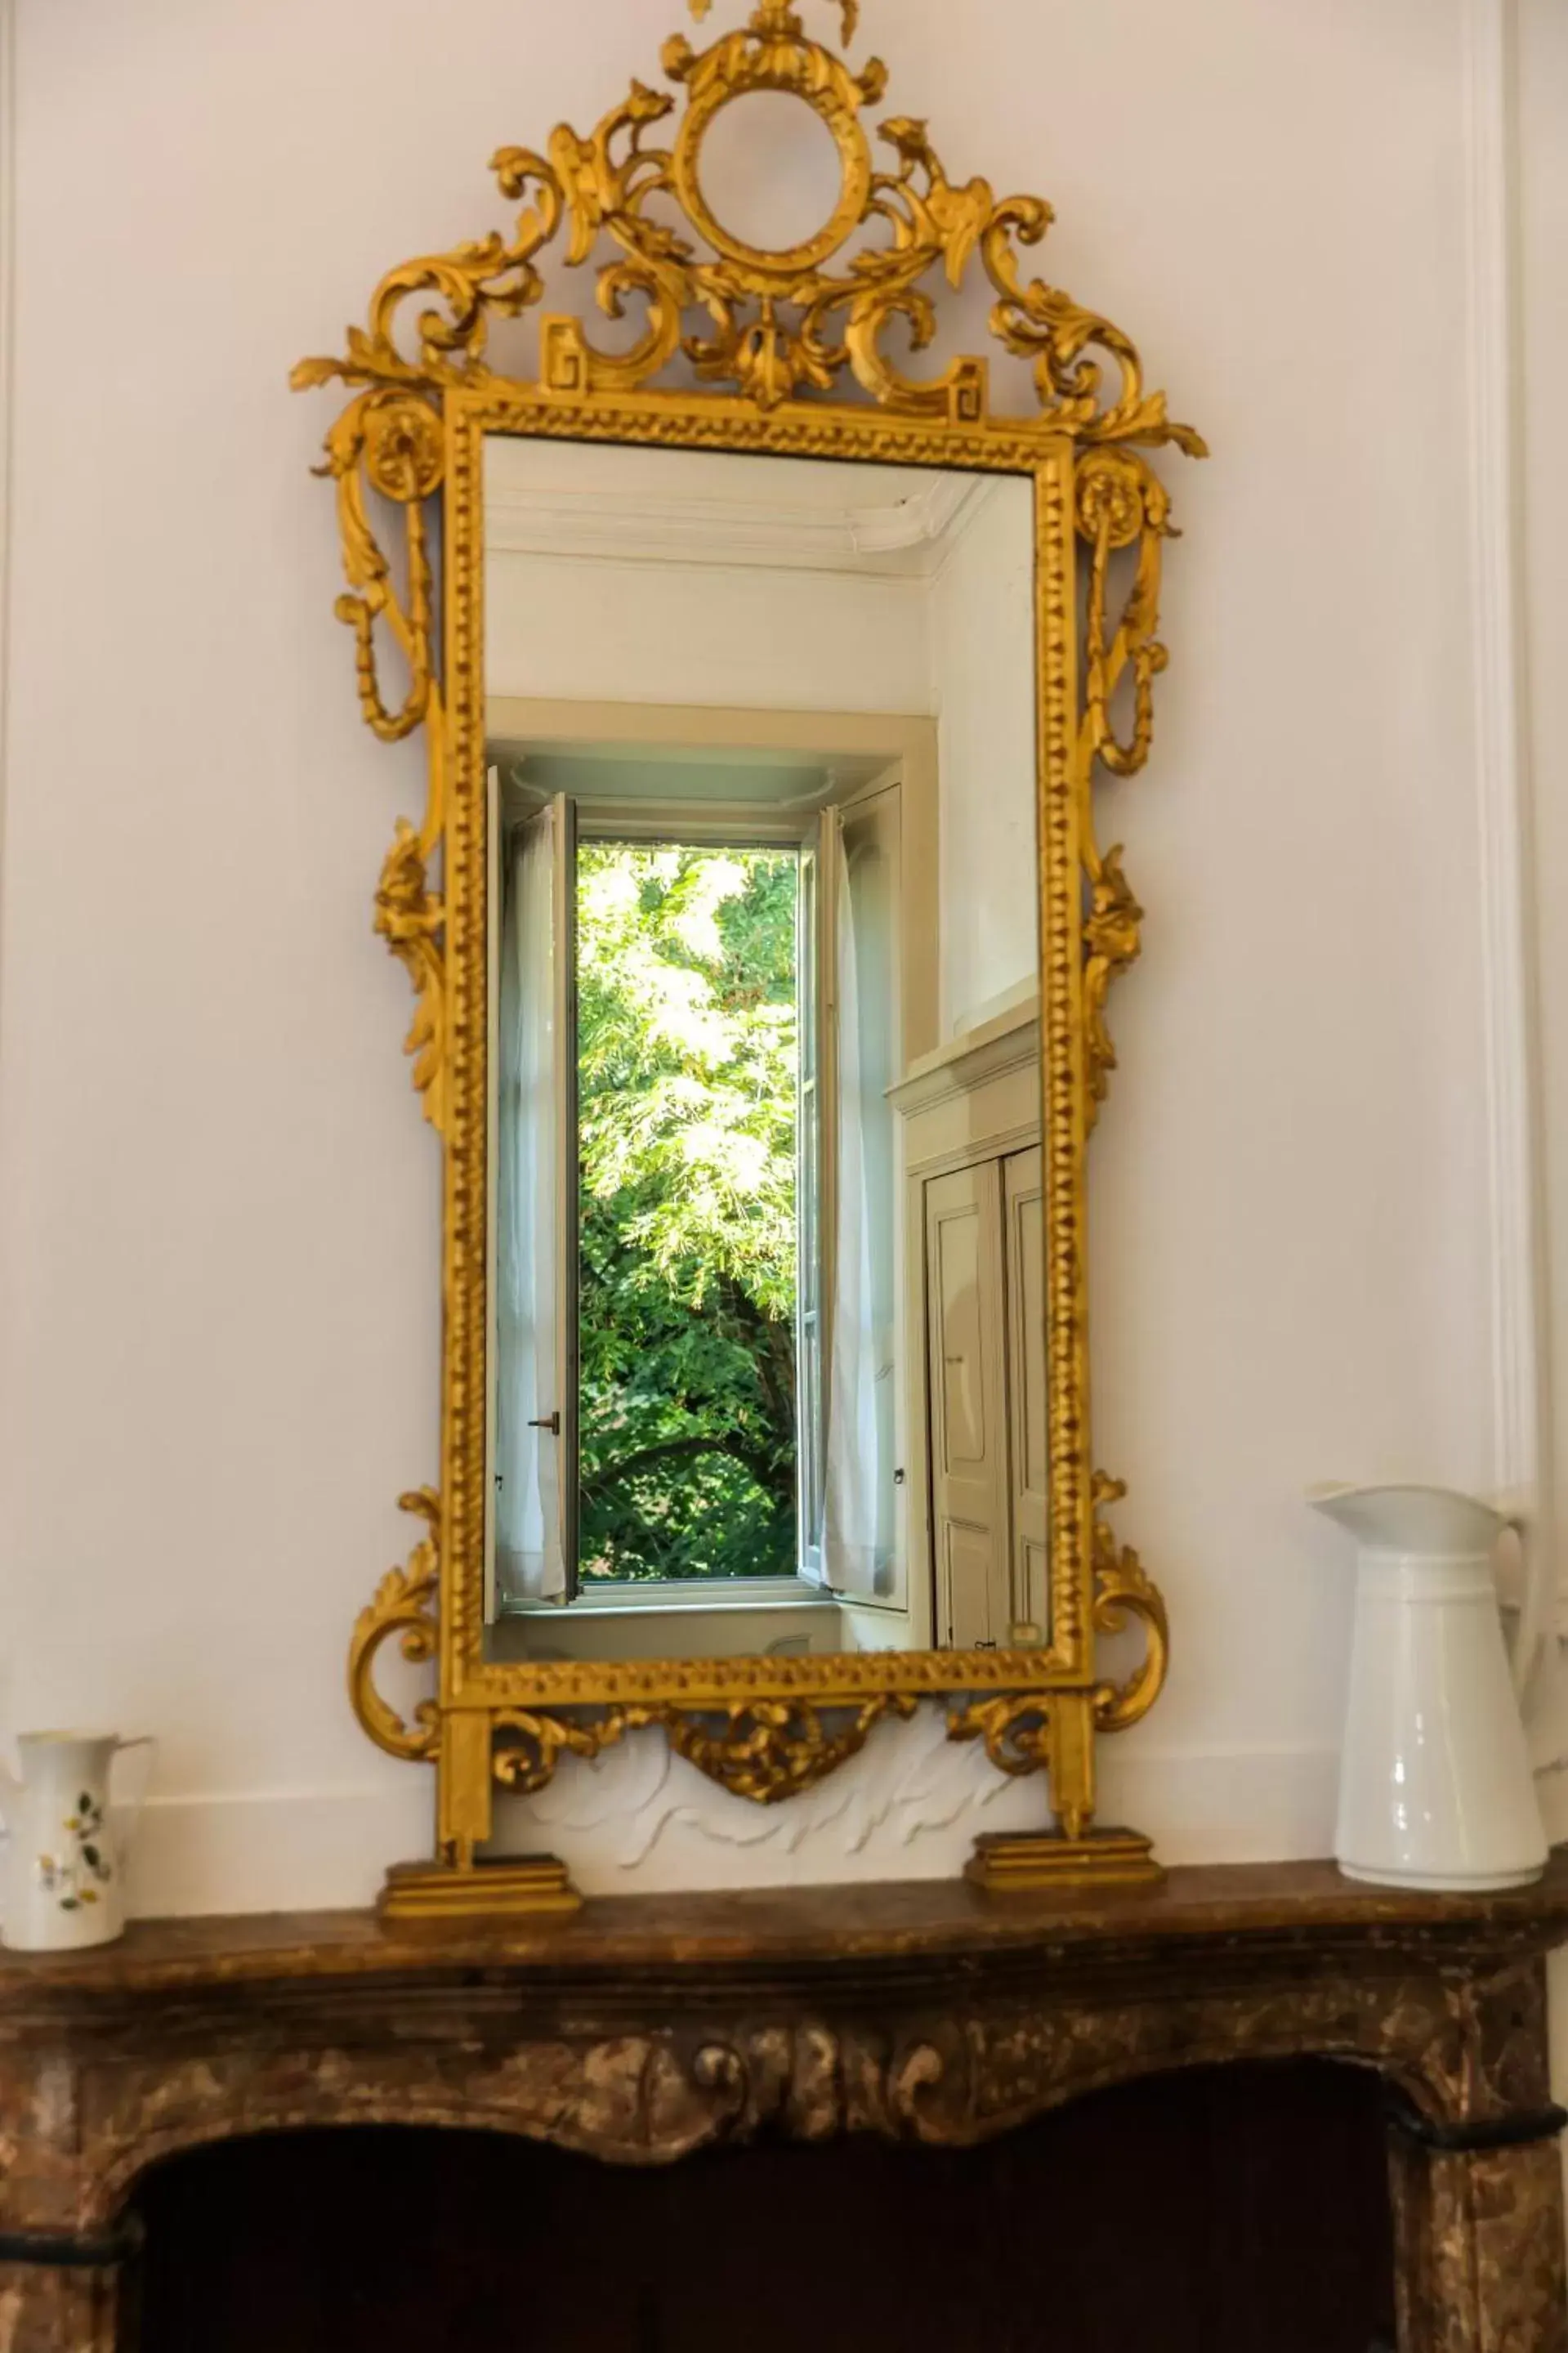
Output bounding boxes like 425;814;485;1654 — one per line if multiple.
576;842;799;1580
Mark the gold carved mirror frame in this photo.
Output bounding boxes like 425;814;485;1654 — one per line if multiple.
293;0;1204;1918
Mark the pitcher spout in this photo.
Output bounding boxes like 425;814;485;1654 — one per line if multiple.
1307;1482;1511;1558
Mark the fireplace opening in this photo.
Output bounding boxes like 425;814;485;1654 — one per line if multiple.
129;2059;1396;2353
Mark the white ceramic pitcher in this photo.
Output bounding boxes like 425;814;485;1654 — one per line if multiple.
0;1731;154;1952
1310;1484;1547;1891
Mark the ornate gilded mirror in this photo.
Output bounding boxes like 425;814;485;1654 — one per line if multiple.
293;0;1203;1917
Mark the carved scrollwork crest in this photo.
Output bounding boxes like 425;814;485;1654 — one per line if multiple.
293;1;1204;445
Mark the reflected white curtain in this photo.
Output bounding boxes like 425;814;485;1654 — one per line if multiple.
494;808;565;1603
824;823;897;1599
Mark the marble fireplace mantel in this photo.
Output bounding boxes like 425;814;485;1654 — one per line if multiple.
3;1858;1568;2351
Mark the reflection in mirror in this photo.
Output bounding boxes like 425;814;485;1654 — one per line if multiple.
483;440;1039;1666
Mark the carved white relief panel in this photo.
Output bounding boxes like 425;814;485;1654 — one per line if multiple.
489;1702;1050;1894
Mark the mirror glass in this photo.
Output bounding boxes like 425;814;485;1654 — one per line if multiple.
483;436;1040;1663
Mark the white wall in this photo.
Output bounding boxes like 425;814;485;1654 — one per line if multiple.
0;0;1517;1911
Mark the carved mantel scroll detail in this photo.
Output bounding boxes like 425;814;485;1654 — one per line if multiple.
38;1926;1568;2206
292;0;1202;1897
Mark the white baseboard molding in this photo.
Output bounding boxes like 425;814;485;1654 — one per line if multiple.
1100;1744;1339;1869
125;1782;433;1919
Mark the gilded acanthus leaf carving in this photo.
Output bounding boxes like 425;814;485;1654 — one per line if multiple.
1083;844;1144;1126
293;383;451;1130
491;1695;921;1806
1078;448;1177;778
491;1707;632;1797
1074;445;1187;1122
1090;1474;1170;1733
374;797;446;1133
946;1693;1052;1780
346;1491;442;1763
985;208;1207;458
662;1696;920;1803
306;391;444;743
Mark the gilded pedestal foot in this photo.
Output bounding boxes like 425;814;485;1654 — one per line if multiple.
379;1855;583;1922
966;1827;1164;1896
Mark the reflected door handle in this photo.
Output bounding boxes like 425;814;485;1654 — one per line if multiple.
529;1412;562;1436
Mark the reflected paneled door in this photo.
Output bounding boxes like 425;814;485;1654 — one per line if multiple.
925;1162;1011;1648
1003;1144;1049;1638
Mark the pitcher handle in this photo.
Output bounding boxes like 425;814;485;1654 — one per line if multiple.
1495;1510;1544;1701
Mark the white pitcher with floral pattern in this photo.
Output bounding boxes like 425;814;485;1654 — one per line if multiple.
0;1732;154;1952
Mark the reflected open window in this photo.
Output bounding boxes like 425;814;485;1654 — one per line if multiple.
490;753;903;1621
